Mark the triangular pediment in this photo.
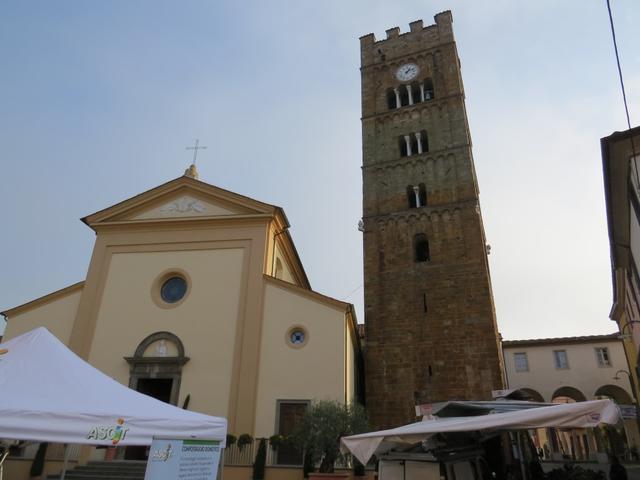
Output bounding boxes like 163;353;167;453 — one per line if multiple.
82;175;279;228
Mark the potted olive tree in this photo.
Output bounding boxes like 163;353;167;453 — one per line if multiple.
292;400;368;478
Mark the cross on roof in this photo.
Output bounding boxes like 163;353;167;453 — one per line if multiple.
186;139;207;166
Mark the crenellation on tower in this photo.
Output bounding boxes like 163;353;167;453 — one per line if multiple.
409;20;424;33
359;12;455;70
385;27;400;40
361;11;504;430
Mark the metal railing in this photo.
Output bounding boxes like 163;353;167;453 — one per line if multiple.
223;438;352;469
224;440;281;466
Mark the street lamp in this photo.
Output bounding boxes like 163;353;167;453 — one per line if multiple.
618;320;640;338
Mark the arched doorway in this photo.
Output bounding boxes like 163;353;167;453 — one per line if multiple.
125;331;189;405
124;332;189;460
550;387;588;460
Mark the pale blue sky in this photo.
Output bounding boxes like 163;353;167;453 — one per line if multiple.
1;1;639;339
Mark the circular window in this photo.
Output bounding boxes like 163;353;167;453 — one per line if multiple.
160;276;188;304
286;326;308;348
290;330;305;345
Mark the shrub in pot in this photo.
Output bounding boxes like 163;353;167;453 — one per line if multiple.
292;400;368;474
269;434;285;450
238;433;253;451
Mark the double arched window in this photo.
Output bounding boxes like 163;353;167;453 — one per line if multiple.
406;184;427;208
387;78;435;109
399;130;428;157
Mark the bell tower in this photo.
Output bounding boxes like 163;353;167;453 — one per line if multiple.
360;11;504;429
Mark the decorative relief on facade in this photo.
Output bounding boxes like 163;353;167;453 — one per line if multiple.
131;193;238;220
160;196;206;214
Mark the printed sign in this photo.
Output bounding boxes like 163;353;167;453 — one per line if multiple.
415;403;434;418
144;438;221;480
492;389;515;399
619;404;638;420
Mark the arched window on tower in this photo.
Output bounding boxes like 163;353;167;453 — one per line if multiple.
407;185;417;208
419;130;429;153
387;88;398;109
423;78;434;101
399;136;409;157
399;87;409;107
414;234;430;262
411;82;421;104
410;135;419;157
418;183;427;206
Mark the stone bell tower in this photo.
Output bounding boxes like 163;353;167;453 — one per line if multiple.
360;11;504;429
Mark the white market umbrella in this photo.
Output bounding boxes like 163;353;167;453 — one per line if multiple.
341;398;620;465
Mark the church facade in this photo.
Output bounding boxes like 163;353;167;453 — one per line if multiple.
2;170;361;448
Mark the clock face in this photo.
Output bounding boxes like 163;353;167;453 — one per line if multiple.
396;63;419;82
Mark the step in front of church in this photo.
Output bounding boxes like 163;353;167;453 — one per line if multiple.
46;460;147;480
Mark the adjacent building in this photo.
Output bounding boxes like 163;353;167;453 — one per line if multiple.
602;126;640;404
503;334;638;460
360;11;504;429
503;334;633;404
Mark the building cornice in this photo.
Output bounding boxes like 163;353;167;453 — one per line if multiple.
361;92;463;122
362;144;469;172
502;333;620;348
263;275;350;313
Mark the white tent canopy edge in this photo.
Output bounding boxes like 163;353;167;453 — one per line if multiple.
0;327;226;446
341;398;620;465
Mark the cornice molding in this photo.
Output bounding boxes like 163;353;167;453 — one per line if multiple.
263;274;350;312
359;40;455;72
362;144;469;172
361;93;463;123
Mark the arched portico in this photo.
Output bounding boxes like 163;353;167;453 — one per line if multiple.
551;386;587;403
594;384;633;404
519;388;545;402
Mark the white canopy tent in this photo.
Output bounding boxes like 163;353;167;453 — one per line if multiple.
341;399;620;465
0;327;227;446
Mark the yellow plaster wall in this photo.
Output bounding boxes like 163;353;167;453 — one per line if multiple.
273;244;295;283
253;281;346;437
87;248;245;418
3;288;83;344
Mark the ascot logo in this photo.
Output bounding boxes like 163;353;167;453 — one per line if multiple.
151;443;173;462
87;418;129;445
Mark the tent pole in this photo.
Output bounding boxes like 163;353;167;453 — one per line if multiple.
218;448;225;480
60;444;70;480
516;433;528;480
0;448;9;480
